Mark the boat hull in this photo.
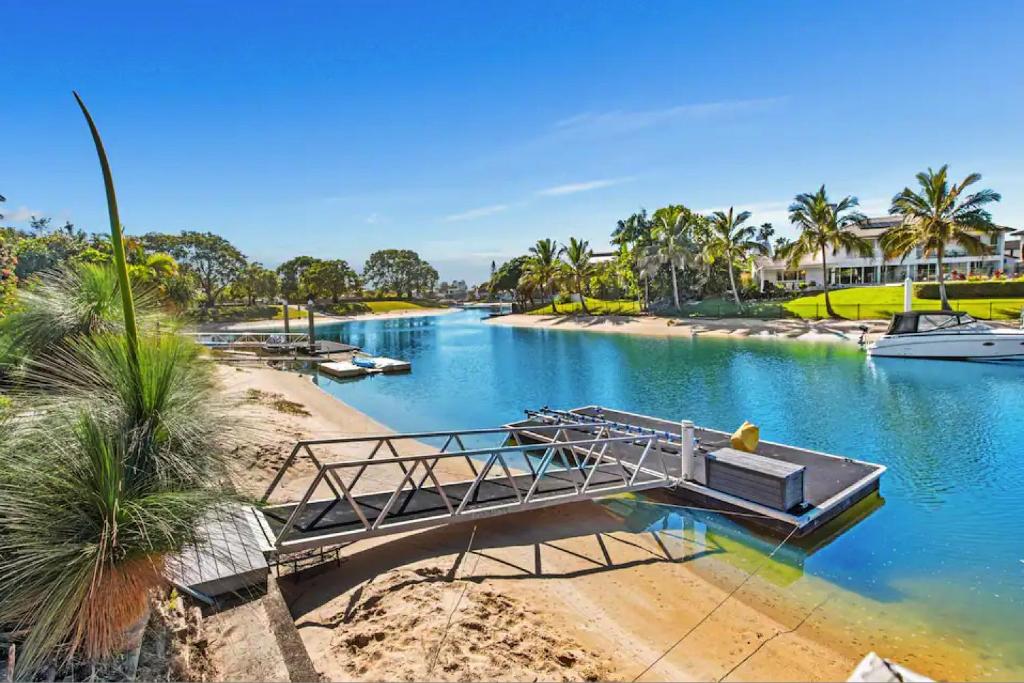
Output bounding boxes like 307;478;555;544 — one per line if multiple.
869;332;1024;360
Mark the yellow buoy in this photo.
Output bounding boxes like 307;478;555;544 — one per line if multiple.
730;421;760;453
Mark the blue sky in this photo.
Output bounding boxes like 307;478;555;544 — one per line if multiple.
3;1;1023;283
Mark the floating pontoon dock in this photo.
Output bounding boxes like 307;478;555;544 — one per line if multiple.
319;356;411;379
173;406;885;594
509;406;886;536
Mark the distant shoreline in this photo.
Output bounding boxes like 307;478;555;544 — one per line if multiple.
192;306;456;332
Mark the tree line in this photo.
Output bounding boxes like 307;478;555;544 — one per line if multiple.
488;165;1002;315
0;205;440;316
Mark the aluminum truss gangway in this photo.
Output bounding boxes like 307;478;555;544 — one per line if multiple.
256;418;684;553
184;331;311;349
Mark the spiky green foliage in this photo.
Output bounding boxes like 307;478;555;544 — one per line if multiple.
881;165;1001;310
705;207;768;306
780;185;871;318
0;264;156;369
0;334;235;675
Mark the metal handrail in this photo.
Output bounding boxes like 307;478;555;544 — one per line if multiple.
288;420;619;448
318;433;655;470
264;425;675;551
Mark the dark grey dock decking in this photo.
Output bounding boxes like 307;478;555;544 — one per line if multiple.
512;406;885;536
261;466;646;547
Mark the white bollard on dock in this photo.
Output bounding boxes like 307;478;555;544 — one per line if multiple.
681;420;696;481
903;277;913;312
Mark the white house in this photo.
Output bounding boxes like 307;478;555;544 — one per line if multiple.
754;216;1017;291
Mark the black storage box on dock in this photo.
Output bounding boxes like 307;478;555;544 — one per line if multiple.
706;447;806;512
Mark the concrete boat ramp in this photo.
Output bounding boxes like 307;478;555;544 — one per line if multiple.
171;405;885;598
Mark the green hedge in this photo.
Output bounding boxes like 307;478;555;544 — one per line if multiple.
915;281;1024;300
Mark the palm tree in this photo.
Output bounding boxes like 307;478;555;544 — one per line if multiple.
881;165;1001;310
525;238;561;313
650;205;696;311
780;185;872;318
560;237;595;315
705;207;768;306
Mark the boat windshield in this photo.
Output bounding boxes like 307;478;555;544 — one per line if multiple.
917;314;963;332
888;312;991;334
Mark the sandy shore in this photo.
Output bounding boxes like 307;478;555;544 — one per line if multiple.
196;306;456;332
486;313;888;345
487;312;1020;346
210;362;993;681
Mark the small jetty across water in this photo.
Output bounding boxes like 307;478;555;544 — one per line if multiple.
186;331;358;357
174;405;885;595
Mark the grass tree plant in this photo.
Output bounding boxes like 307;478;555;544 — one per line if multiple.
0;93;235;678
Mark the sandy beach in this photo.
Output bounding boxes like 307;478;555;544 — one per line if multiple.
486;312;1022;346
196;306;456;332
209;361;993;682
486;313;892;345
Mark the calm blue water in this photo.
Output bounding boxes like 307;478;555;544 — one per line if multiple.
300;310;1024;664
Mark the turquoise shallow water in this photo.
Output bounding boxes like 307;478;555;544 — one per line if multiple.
299;310;1024;667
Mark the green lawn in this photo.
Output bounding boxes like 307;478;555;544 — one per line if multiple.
271;304;309;320
784;287;1024;320
324;299;442;315
523;288;1024;321
525;298;641;315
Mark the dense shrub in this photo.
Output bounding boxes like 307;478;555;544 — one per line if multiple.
915;281;1024;299
185;304;280;322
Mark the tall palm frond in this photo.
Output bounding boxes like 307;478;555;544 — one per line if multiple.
650;205;696;311
526;239;561;313
560;237;594;315
779;185;870;317
705;207;767;306
881;165;1001;309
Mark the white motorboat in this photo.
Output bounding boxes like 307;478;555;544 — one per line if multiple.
868;310;1024;361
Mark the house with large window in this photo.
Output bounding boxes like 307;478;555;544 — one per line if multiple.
754;217;1017;291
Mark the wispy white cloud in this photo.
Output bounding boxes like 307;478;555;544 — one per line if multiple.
365;212;381;224
553;97;787;136
1;205;42;222
537;177;634;197
440;203;510;223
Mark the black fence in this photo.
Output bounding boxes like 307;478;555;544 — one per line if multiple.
683;300;1024;321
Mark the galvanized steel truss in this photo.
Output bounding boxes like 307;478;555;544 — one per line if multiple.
259;420;680;552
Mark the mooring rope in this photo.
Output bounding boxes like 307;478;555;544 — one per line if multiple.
426;523;481;675
716;592;833;682
630;524;801;682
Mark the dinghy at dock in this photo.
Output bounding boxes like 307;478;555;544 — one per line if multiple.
319;355;412;379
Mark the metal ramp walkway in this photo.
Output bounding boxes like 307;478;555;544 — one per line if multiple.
257;416;682;553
